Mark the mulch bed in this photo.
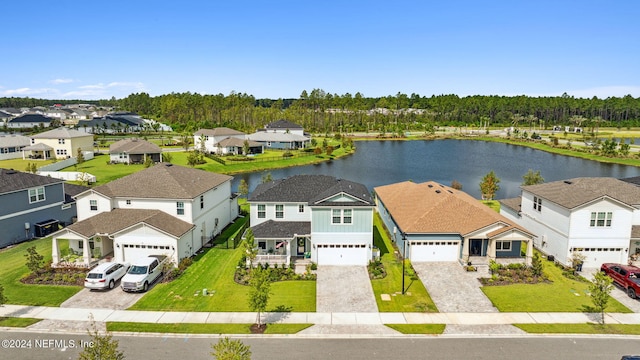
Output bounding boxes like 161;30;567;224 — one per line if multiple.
250;324;267;334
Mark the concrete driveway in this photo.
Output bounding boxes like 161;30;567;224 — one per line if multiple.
583;267;640;313
316;266;378;313
412;262;498;313
60;281;147;310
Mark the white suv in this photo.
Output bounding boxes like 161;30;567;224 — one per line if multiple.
84;262;129;290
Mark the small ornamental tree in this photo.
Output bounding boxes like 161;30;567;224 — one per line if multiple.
589;271;613;324
260;172;272;184
238;179;249;198
479;170;500;200
78;317;125;360
24;246;44;275
76;147;85;165
211;337;251;360
248;266;271;328
522;169;544;186
243;229;257;269
530;252;543;277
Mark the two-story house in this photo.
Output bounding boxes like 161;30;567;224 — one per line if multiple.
24;127;93;160
0;169;82;248
247;120;310;150
375;181;534;266
499;177;640;268
51;163;239;266
248;175;374;266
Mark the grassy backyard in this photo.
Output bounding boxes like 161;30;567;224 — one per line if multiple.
129;217;316;312
0;237;81;306
481;257;631;313
370;214;438;312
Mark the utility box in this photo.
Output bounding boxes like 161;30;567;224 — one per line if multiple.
34;219;59;238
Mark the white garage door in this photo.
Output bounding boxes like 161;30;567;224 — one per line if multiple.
122;244;171;263
317;244;368;266
410;241;459;262
579;247;624;268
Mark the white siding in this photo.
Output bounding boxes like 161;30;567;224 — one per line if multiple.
249;202;311;226
76;192;112;221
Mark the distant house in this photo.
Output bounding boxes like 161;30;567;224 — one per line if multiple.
7;114;54;129
248;120;310;149
0;169;83;248
77;112;145;133
44;108;68;121
248;175;375;266
0;110;13;124
109;138;162;164
500;177;640;268
375;181;534;265
24;127;93;160
0;135;30;160
193;127;262;154
51;164;239;266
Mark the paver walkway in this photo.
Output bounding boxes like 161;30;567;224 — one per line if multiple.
316;266;378;313
412;262;498;313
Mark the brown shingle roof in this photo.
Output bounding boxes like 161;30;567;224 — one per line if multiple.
522;177;640;209
31;127;92;139
499;197;522;213
217;137;260;147
64;208;194;238
91;163;232;199
374;181;531;236
109;138;161;154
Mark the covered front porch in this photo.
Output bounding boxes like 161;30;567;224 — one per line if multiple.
253;236;311;267
52;231;114;268
461;232;534;267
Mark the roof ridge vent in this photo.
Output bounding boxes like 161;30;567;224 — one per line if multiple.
428;184;433;188
564;180;572;184
435;189;441;194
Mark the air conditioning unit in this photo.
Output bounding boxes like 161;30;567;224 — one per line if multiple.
547;255;555;262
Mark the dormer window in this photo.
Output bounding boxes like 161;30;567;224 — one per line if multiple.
533;196;542;212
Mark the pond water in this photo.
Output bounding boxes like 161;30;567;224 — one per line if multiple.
231;139;640;199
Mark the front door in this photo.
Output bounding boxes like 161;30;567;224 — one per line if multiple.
297;237;306;256
470;239;483;256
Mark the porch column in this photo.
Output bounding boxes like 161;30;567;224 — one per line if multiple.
487;239;496;262
525;239;533;266
286;240;291;268
52;237;60;265
82;238;91;266
461;237;469;261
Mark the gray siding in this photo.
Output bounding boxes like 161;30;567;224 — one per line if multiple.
0;183;65;216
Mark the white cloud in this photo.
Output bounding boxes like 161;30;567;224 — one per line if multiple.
0;87;59;96
50;78;74;84
63;81;146;99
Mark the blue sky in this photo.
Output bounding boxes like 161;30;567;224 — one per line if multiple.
2;1;639;100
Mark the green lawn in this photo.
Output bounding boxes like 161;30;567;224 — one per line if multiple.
0;317;41;327
481;258;631;312
129;218;316;312
370;215;438;312
0;158;56;172
385;324;445;334
515;323;640;335
0;238;81;306
107;322;312;334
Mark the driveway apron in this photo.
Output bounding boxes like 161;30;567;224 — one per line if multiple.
412;262;498;313
316;266;378;313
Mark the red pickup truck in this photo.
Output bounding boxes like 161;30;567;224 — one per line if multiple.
600;263;640;299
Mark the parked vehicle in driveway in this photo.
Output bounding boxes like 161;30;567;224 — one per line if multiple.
600;263;640;299
121;255;167;292
84;262;130;290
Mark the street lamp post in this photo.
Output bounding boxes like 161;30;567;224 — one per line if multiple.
401;233;407;294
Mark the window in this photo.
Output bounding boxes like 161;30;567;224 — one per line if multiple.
590;212;612;227
28;187;45;203
200;195;204;209
258;241;266;250
257;204;266;218
275;204;284;219
496;241;511;251
126;199;131;205
89;199;98;211
298;204;304;213
58;139;65;144
533;196;542;212
176;201;184;215
332;208;353;224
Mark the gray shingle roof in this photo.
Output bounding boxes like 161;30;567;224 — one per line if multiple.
0;134;30;147
247;132;308;142
522;177;640;209
194;128;245;136
90;163;232;199
22;143;53;151
217;137;260;147
109;138;161;154
499;197;522;213
9;114;52;123
64;208;194;238
31;127;92;139
0;168;62;194
249;175;373;206
251;220;311;238
265;120;303;129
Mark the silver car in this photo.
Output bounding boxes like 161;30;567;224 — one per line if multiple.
84;262;129;290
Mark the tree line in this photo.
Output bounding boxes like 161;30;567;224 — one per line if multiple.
3;90;640;134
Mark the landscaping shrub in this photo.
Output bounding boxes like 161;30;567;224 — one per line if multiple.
367;260;386;279
234;265;316;285
479;261;549;286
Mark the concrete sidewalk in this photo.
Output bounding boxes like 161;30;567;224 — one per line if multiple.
2;304;640;326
